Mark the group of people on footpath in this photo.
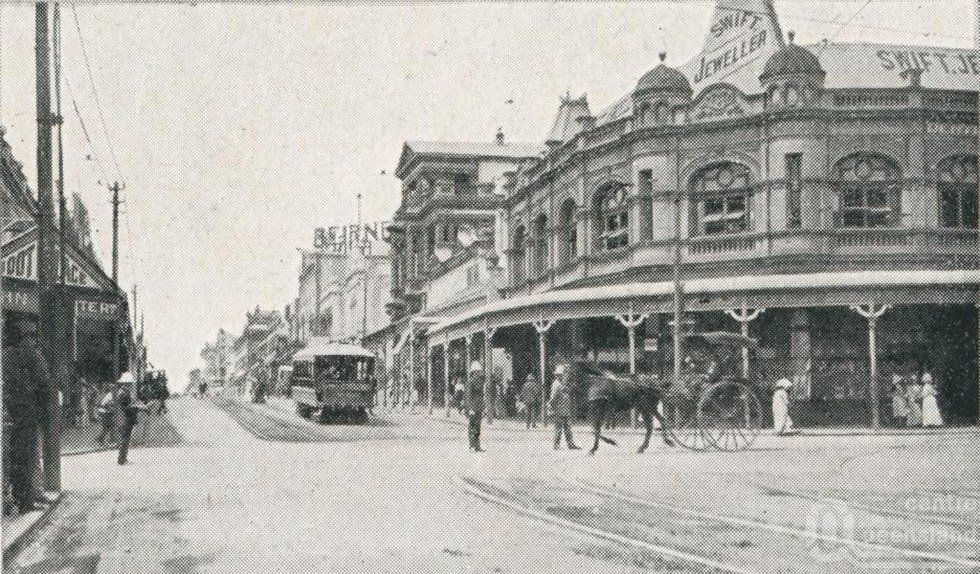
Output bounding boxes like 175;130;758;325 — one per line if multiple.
94;372;151;465
891;372;944;428
462;361;581;452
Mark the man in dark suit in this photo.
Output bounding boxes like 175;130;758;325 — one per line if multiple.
115;375;146;465
2;322;49;511
465;361;485;452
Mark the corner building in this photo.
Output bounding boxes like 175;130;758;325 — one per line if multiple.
421;3;979;427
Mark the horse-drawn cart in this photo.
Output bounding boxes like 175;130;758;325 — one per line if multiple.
661;332;764;452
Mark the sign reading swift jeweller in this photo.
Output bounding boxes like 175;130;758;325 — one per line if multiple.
681;0;785;93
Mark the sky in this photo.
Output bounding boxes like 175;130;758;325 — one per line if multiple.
0;1;974;388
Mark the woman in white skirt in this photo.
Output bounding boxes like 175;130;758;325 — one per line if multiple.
920;373;944;428
772;378;798;435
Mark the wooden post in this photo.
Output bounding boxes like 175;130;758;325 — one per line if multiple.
443;340;451;418
850;304;890;430
485;327;497;422
616;305;648;428
725;306;765;377
426;343;434;415
533;319;554;424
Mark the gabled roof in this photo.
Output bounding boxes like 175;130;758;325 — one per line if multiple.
395;140;545;178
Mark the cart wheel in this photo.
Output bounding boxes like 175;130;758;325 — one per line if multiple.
697;381;762;452
662;396;718;451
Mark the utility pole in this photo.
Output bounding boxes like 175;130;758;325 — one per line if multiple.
110;182;123;383
36;1;62;492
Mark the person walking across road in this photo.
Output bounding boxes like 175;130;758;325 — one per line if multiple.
549;365;580;450
920;373;944;428
115;373;147;465
772;378;799;435
520;373;541;429
96;387;117;445
2;322;49;512
465;362;485;452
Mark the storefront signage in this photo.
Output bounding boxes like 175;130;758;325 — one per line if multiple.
2;240;95;287
75;299;119;319
3;289;38;313
682;0;784;91
313;221;390;253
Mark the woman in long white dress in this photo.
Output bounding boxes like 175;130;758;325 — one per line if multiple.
772;378;796;435
905;378;923;427
920;373;944;427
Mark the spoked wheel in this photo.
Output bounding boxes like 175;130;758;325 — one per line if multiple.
662;395;719;452
696;381;763;452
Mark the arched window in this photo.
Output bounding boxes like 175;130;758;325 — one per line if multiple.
557;199;577;265
532;214;548;276
594;184;630;251
689;162;752;236
511;225;527;284
937;155;978;228
833;154;902;228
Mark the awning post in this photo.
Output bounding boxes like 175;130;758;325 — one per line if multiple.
850;303;890;430
426;343;434;415
725;306;765;377
533;319;554;424
485;327;497;422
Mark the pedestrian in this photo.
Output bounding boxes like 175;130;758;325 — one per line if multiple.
454;378;466;416
905;376;923;427
520;373;541;429
96;386;117;445
116;372;147;465
465;361;485;452
549;365;580;450
920;373;944;428
2;322;49;512
772;378;799;435
890;374;908;427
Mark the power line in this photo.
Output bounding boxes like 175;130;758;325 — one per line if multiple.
68;3;124;182
819;0;874;53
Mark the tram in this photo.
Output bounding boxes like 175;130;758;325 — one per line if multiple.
291;338;377;423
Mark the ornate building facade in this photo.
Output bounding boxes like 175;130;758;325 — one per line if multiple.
410;2;979;426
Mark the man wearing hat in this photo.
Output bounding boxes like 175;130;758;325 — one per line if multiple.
2;321;49;511
115;372;146;465
465;361;485;452
772;378;798;435
549;365;581;450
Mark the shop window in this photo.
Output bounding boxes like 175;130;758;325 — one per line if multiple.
689;162;752;236
785;154;802;228
511;225;527;284
833;154;902;228
937;155;978;228
594;184;630;251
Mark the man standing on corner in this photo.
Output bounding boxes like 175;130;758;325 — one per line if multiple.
550;364;581;451
2;322;49;512
115;373;146;465
466;361;485;452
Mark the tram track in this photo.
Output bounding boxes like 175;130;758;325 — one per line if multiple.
462;448;980;574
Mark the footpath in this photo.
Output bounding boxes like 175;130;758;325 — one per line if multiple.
3;403;183;564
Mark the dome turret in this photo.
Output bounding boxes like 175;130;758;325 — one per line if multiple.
635;52;693;97
760;31;825;85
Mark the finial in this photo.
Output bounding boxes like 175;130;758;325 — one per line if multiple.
788;30;795;44
659;52;667;63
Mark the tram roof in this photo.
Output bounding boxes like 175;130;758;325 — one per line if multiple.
293;338;375;361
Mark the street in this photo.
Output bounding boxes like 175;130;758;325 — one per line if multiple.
6;398;980;574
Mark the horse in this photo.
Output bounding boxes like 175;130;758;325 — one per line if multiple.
572;364;675;455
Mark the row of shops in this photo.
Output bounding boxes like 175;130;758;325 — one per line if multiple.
363;0;979;427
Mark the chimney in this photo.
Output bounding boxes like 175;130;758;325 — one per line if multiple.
495;128;505;146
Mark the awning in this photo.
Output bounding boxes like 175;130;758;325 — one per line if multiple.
390;316;448;355
428;269;980;339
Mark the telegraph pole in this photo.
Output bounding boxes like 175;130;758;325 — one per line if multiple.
110;182;123;383
36;1;62;492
